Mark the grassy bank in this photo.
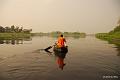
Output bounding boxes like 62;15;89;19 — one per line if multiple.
96;32;120;47
96;32;120;40
0;33;31;39
96;24;120;47
96;25;120;40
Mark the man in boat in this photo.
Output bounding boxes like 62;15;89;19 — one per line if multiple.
56;34;66;48
55;34;67;70
44;34;66;52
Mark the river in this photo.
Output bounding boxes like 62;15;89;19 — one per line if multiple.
0;36;120;80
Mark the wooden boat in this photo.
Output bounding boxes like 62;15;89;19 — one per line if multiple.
53;46;68;54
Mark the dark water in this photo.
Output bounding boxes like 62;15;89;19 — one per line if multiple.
0;36;120;80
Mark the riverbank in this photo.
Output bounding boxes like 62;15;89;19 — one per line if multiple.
96;32;120;46
96;32;120;40
95;24;120;47
0;33;31;39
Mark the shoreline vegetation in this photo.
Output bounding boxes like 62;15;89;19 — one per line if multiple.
96;25;120;46
31;31;86;38
0;25;32;39
0;25;86;39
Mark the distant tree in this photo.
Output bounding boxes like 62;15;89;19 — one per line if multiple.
5;27;11;33
109;25;120;34
11;25;15;32
114;25;120;32
109;18;120;34
117;18;120;26
109;30;114;34
73;32;80;35
64;32;69;34
0;25;32;33
19;27;23;32
51;31;62;34
0;26;5;32
56;31;62;34
23;29;32;33
15;26;19;32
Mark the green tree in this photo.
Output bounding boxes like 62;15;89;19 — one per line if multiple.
11;25;15;32
0;26;5;32
5;27;11;33
114;25;120;32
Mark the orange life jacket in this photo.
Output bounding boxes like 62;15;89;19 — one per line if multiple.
57;37;66;47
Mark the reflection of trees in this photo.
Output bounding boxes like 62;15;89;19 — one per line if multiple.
5;40;11;44
0;37;32;45
72;35;80;39
0;40;4;44
115;44;120;56
116;47;120;56
108;40;120;56
11;40;15;45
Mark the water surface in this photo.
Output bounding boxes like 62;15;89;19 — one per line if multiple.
0;36;120;80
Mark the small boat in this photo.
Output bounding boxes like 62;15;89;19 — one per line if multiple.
53;46;68;54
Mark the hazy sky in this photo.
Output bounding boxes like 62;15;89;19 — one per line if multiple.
0;0;120;33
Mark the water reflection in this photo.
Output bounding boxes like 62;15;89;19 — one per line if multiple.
116;47;120;56
0;37;32;45
0;36;120;80
114;44;120;56
54;52;68;70
108;40;120;56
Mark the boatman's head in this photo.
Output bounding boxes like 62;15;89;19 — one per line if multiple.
60;34;63;37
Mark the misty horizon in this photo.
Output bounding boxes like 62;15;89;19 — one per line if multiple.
0;0;120;34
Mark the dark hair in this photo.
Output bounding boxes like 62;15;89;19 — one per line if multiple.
60;34;63;37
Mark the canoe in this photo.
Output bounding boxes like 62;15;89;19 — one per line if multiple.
53;46;68;53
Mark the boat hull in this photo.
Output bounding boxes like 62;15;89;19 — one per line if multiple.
53;46;68;54
53;46;68;58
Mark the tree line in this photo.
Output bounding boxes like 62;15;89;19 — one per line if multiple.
109;18;120;34
31;31;86;37
0;25;32;33
109;25;120;34
96;18;120;40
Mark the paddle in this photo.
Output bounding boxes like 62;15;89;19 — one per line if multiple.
44;45;55;51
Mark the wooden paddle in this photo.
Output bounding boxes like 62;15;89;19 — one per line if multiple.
44;45;55;51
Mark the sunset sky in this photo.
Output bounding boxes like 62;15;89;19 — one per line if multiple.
0;0;120;33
